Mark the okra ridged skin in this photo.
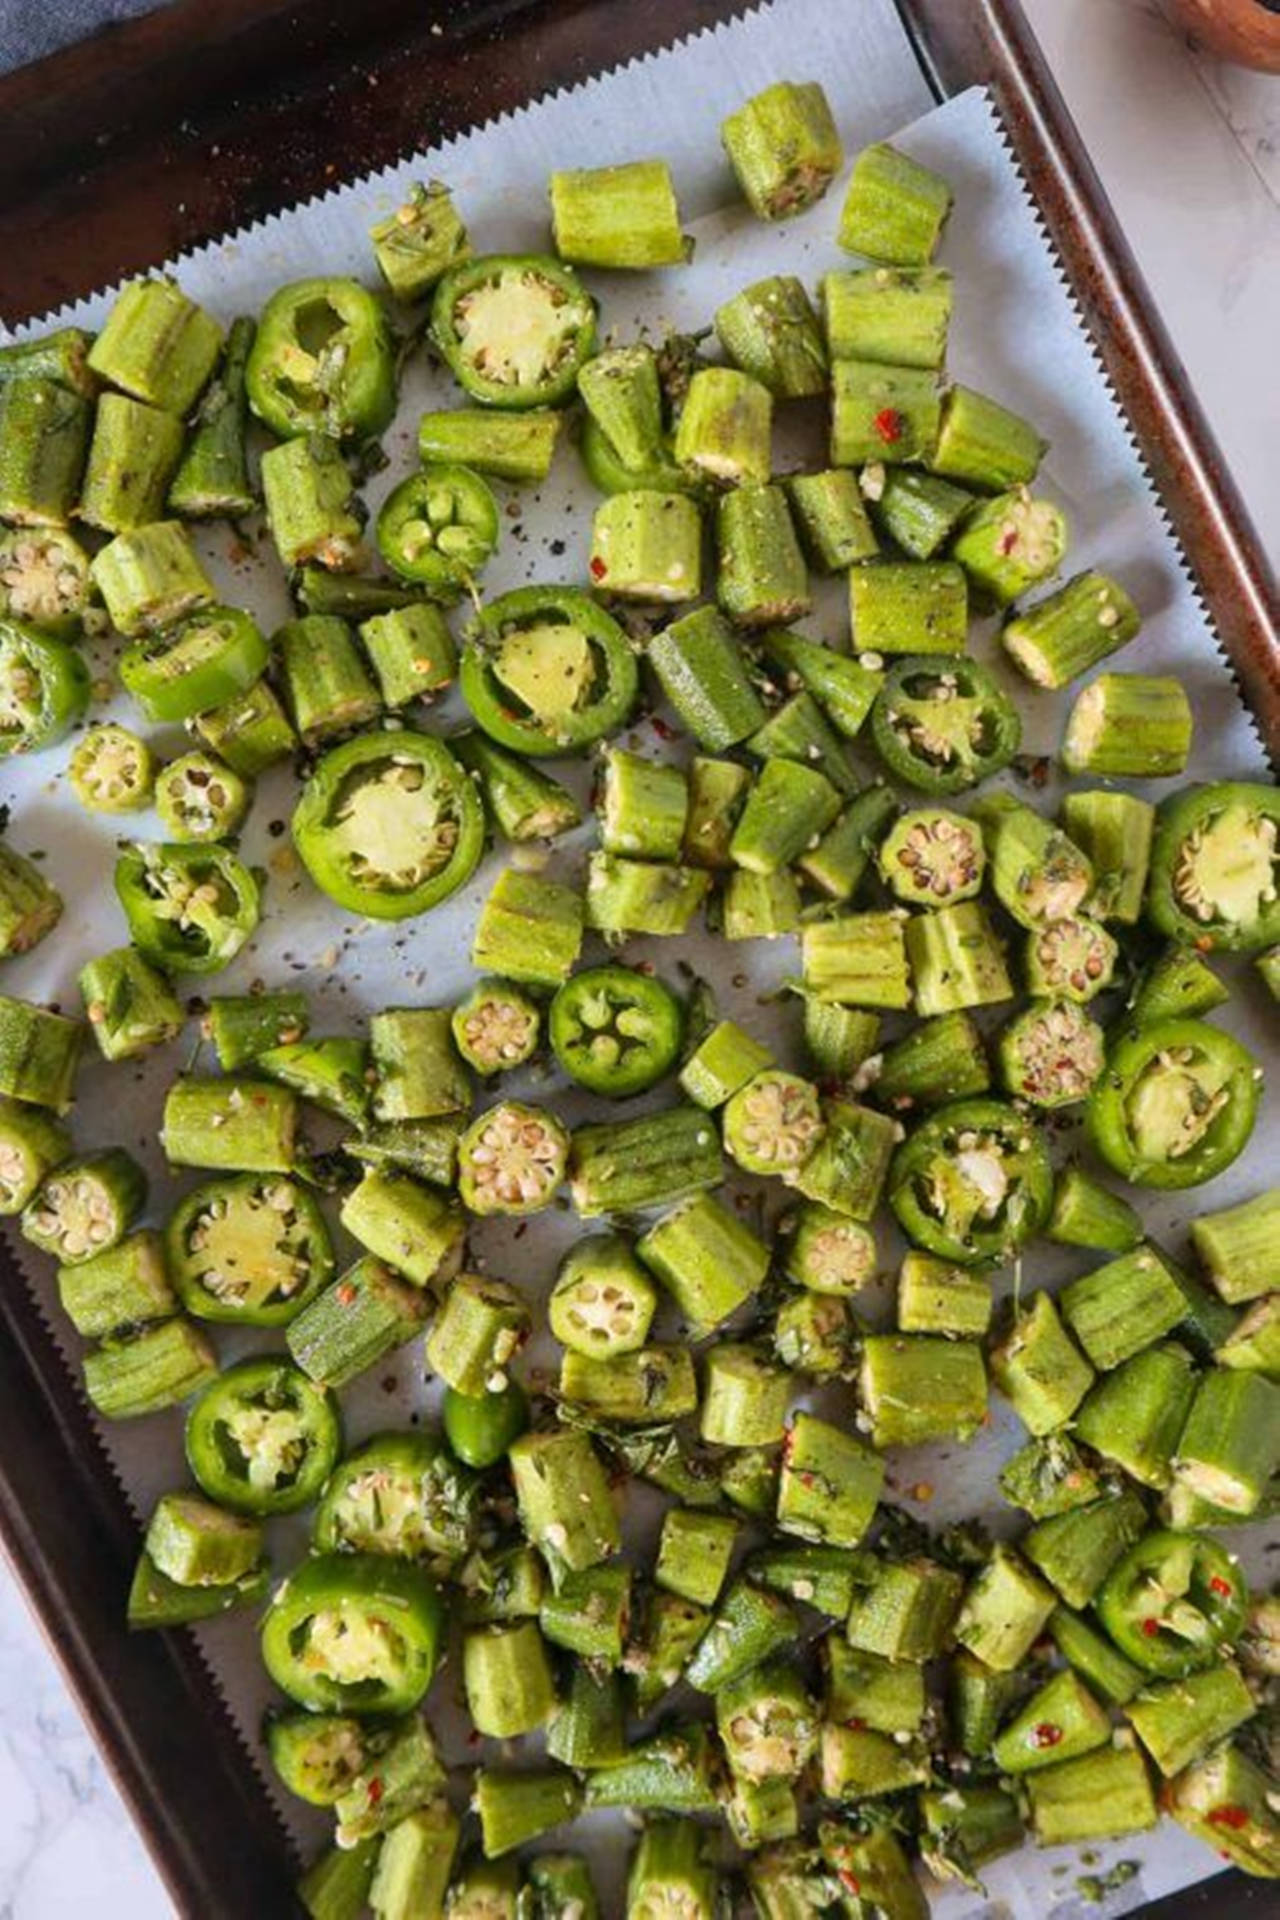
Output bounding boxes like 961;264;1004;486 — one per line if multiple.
714;276;827;398
720;80;843;221
550;159;688;269
716;483;810;628
1002;570;1139;687
647;605;765;750
1063;672;1194;779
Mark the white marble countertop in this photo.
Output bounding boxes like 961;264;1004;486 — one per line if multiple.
1;2;1275;1913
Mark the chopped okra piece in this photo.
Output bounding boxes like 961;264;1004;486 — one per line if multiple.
858;1333;987;1447
1127;1663;1256;1777
673;367;772;488
784;1203;876;1297
952;487;1068;608
1191;1188;1280;1304
759;629;884;741
720;80;842;220
1064;671;1194;778
831;358;942;467
992;1667;1112;1774
368;1803;458;1920
774;1287;860;1380
168;315;257;520
919;1783;1024;1882
897;1249;991;1336
782;469;879;572
0;1097;68;1215
1074;1342;1196;1489
722;1069;824;1179
1002;569;1139;687
451;978;540;1076
1061;787;1154;925
838;141;952;264
1127;941;1229;1025
550;159;687;268
949;1648;1027;1758
1023;1486;1148;1609
454;733;580;844
358;604;457;709
340;1167;464;1289
589;490;701;603
370;180;470;300
1026;1744;1157;1846
656;1509;737;1608
0;525;92;634
457;1101;569;1217
260;435;363;572
849;559;967;656
797;786;897;902
845;1554;963;1664
700;1344;793;1447
685;1578;797;1694
989;1291;1095;1434
970;791;1093;929
464;1620;557;1738
647;603;765;749
57;1231;173;1338
727;1776;799;1851
90;519;217;635
369;1006;470;1123
89;278;221;414
802;995;880;1080
577;344;664;471
79;394;185;533
0;377;90;529
276;614;381;744
84;1315;217;1419
424;1273;529;1394
636;1190;768;1329
792;1098;898;1220
749;688;857;794
716;1659;818;1784
1218;1294;1280;1377
161;1076;296;1173
509;1429;620;1574
728;756;841;875
69;724;155;814
954;1544;1056;1671
997;997;1105;1108
929;383;1046;492
878;806;985;905
1049;1605;1145;1705
549;1234;657;1357
826;1651;919;1746
874;1008;991;1109
419;406;561;482
257;1036;370;1127
1023;912;1117;1002
0;328;95;392
472;869;584;988
801;910;911;1008
561;1345;696;1424
128;1549;269;1631
1045;1164;1143;1253
1167;1742;1280;1877
777;1411;882;1548
627;1589;709;1712
868;465;975;559
546;1665;627;1769
21;1148;145;1263
447;1858;520;1915
716;482;810;627
286;1257;429;1390
145;1491;262;1589
598;746;688;860
195;677;297;775
570;1104;722;1216
1060;1241;1232;1372
204;991;309;1071
624;1821;720;1918
1172;1367;1280;1516
0;844;59;965
679;1019;773;1109
715;275;827;398
819;1721;929;1799
586;852;710;937
822;264;952;368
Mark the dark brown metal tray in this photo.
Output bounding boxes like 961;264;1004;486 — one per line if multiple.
0;3;1275;1914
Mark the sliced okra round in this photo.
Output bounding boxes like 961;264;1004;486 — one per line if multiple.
165;1173;335;1325
1024;913;1118;1002
888;1097;1053;1265
784;1201;877;1296
68;723;155;813
154;750;252;842
549;965;683;1098
20;1148;145;1263
0;527;92;635
451;977;541;1075
457;1099;570;1216
870;654;1021;794
186;1356;342;1516
997;999;1105;1109
878;806;985;905
375;462;499;596
431;253;596;409
722;1070;825;1178
715;1661;820;1783
549;1233;658;1357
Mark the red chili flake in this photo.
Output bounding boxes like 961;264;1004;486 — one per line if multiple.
366;1776;384;1806
1141;1617;1161;1637
650;715;678;741
837;1870;861;1897
336;1283;357;1307
1208;1805;1249;1830
998;528;1020;555
1194;934;1215;954
845;1717;865;1731
1209;1575;1233;1598
589;556;607;580
1031;1722;1063;1749
873;407;903;445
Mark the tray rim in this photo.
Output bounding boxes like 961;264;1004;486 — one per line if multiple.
0;1;1274;1912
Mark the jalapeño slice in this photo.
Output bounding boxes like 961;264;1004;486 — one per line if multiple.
870;654;1021;794
166;1172;335;1325
461;585;638;756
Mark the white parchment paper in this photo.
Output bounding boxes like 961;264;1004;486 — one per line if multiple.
1;0;1272;1910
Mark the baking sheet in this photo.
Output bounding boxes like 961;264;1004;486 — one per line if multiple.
1;0;1273;1909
